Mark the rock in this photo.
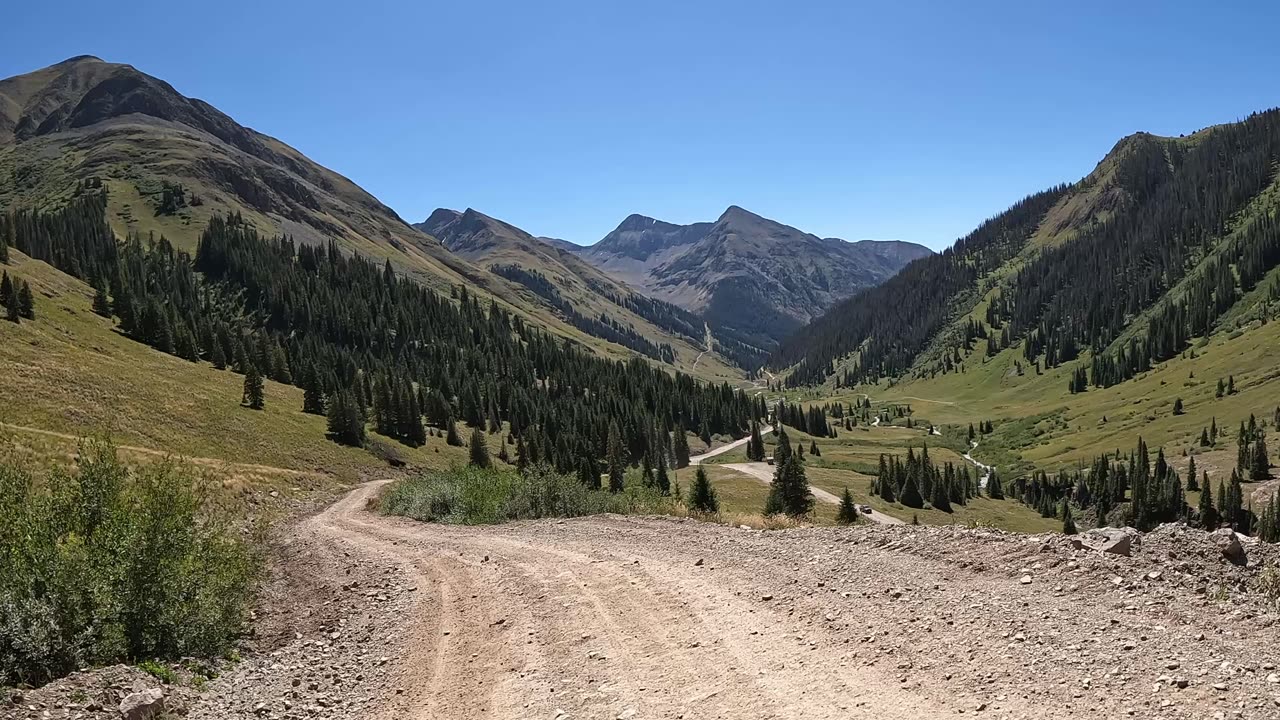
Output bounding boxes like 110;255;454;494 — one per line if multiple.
1267;673;1279;684
1019;575;1032;585
1084;527;1138;556
760;594;774;601
1211;529;1246;566
694;558;704;567
119;688;165;720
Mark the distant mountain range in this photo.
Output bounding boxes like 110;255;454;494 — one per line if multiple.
416;206;929;368
571;206;931;365
0;56;731;377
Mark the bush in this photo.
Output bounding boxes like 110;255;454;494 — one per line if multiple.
380;464;676;525
0;440;259;687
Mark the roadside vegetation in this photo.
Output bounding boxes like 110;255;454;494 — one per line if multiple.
0;439;260;688
379;464;680;524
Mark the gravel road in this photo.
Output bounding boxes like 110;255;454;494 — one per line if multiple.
178;482;1280;720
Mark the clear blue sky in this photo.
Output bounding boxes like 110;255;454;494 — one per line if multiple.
4;1;1279;249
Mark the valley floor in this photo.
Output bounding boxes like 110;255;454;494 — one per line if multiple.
171;482;1280;720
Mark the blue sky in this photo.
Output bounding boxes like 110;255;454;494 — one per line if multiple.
4;1;1279;249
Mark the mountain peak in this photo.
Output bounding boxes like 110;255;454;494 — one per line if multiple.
57;54;106;66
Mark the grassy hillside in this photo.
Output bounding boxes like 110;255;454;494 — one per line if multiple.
0;250;485;487
0;56;746;385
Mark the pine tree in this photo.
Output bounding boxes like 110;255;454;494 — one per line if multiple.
242;363;265;410
673;423;691;468
1197;475;1218;529
929;470;952;512
836;486;859;524
606;421;626;493
326;389;366;446
210;339;227;370
1252;432;1270;481
1186;456;1199;491
445;415;463;447
92;283;111;317
689;466;719;513
765;452;813;518
1061;500;1077;535
0;271;10;308
1224;470;1244;531
1172;398;1184;415
656;460;671;496
16;280;33;320
899;472;925;508
809;441;821;457
468;428;491;468
302;364;326;415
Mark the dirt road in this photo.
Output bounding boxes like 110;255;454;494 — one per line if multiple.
189;483;1280;720
721;461;905;525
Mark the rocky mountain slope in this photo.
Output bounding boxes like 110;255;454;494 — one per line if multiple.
0;56;744;378
412;208;739;374
575;206;931;363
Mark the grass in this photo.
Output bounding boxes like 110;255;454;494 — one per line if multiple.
0;251;481;487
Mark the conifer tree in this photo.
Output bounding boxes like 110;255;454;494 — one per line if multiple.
809;441;821;457
689;466;719;513
1186;456;1199;491
836;486;859;524
929;470;952;512
92;283;111;317
210;339;227;370
445;415;463;447
0;271;11;308
1197;475;1218;529
301;364;325;415
16;280;33;320
326;389;366;446
468;428;491;468
606;421;626;493
242;363;265;410
656;460;671;496
765;452;813;518
1061;500;1077;535
673;423;691;468
1224;470;1244;531
899;472;925;509
1252;432;1270;481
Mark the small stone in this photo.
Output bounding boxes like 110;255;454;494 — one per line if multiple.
760;594;774;601
694;558;704;567
1019;575;1032;585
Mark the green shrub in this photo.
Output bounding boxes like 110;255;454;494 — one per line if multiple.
380;464;676;525
0;440;260;687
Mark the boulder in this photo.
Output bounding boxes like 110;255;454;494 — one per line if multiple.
1211;528;1246;566
1083;527;1139;556
119;688;165;720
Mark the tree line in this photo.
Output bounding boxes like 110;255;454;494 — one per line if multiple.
4;195;766;480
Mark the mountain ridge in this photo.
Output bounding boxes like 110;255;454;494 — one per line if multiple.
572;205;931;365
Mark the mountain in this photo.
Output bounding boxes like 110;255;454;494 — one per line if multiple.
0;56;744;378
576;206;931;365
412;208;737;375
0;56;480;288
773;110;1280;389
